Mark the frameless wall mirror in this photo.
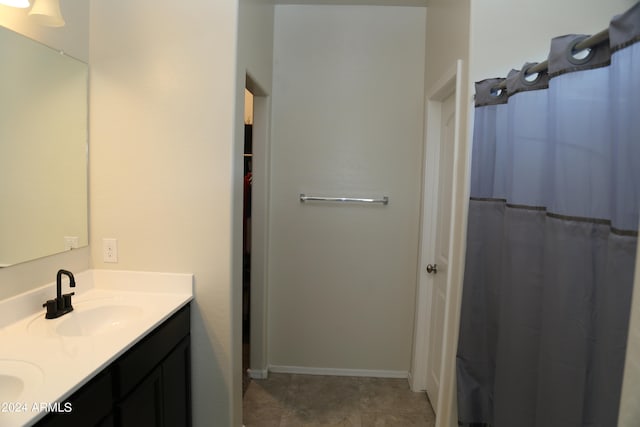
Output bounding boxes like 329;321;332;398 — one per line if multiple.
0;25;88;267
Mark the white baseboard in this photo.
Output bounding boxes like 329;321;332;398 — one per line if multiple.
247;368;268;379
268;365;409;379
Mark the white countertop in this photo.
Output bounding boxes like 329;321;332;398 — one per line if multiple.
0;269;193;427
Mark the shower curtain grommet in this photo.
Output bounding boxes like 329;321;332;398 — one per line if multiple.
489;86;504;97
566;34;596;65
520;63;544;86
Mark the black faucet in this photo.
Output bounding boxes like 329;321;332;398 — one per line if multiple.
43;269;76;319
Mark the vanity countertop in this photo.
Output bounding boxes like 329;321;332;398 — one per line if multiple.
0;269;193;427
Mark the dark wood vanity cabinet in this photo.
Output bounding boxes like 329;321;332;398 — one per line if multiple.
116;365;163;426
159;338;191;426
36;304;191;427
33;369;114;427
116;338;190;427
114;305;191;427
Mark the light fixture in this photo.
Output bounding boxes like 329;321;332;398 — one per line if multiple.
0;0;30;8
28;0;64;27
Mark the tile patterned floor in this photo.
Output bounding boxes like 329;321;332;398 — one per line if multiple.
243;374;435;426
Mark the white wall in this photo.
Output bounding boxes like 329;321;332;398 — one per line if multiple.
424;0;470;92
469;0;637;83
268;5;425;374
89;0;241;425
0;0;90;300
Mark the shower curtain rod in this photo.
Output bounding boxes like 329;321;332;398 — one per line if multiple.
494;28;610;90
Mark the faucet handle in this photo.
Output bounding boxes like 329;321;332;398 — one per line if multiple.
43;299;57;319
62;293;75;312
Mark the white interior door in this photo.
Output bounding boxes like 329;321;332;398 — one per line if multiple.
425;90;456;411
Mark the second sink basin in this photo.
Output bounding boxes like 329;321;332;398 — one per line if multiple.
0;360;44;402
28;299;144;337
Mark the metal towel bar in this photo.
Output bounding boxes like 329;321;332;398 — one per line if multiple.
299;194;389;205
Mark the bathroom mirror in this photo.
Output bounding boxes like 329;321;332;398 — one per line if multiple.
0;25;88;267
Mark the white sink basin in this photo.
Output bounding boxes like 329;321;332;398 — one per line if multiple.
0;360;43;402
28;300;144;337
55;305;144;337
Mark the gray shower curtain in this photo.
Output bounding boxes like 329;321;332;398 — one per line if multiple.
456;3;640;427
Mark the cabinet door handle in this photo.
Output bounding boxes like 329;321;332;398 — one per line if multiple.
426;264;438;274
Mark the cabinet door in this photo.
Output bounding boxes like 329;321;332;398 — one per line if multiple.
35;370;113;427
162;337;191;427
115;306;190;398
97;413;115;427
117;366;163;427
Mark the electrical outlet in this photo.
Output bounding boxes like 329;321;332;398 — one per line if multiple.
103;238;118;263
64;236;79;250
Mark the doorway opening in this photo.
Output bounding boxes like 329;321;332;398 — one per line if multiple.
241;74;270;396
243;87;254;395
